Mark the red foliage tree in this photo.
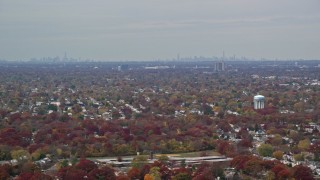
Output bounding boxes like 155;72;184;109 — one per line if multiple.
0;166;10;180
75;159;98;173
216;140;235;156
0;128;31;147
16;172;52;180
230;155;252;170
271;164;286;175
271;164;292;179
193;163;217;180
28;143;45;154
139;165;151;180
309;141;320;160
278;169;291;179
172;167;192;178
238;139;253;148
261;160;278;170
151;161;172;179
243;158;263;176
292;165;314;180
116;175;130;180
88;166;116;180
16;172;33;180
58;167;87;180
127;167;140;179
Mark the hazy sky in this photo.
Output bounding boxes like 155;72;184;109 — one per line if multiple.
1;0;320;61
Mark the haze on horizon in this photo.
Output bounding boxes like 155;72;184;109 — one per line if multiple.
0;0;320;61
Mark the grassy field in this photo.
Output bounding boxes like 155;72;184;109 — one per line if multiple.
155;150;221;158
89;150;221;161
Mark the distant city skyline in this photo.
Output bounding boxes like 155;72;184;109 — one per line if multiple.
11;53;317;62
1;0;320;61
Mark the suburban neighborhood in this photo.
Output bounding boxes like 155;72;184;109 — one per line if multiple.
0;60;319;179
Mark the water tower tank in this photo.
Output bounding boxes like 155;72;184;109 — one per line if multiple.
254;95;265;109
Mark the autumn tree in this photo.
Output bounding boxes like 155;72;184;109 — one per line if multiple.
193;162;224;180
157;155;169;163
277;169;291;180
127;167;140;179
292;165;314;180
75;158;97;173
265;171;275;180
293;153;304;161
243;158;263;177
131;155;148;169
20;162;40;173
216;140;235;157
88;166;116;180
271;164;289;180
139;165;151;180
116;174;130;180
257;144;273;157
309;141;320;161
11;149;31;163
17;172;53;180
0;165;10;180
144;174;154;180
270;134;283;147
149;167;161;180
57;166;86;180
298;139;311;151
0;145;12;160
272;150;284;160
172;172;192;180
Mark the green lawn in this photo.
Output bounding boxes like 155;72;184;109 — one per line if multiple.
156;150;221;158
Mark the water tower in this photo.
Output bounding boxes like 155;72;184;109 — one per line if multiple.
254;95;265;109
